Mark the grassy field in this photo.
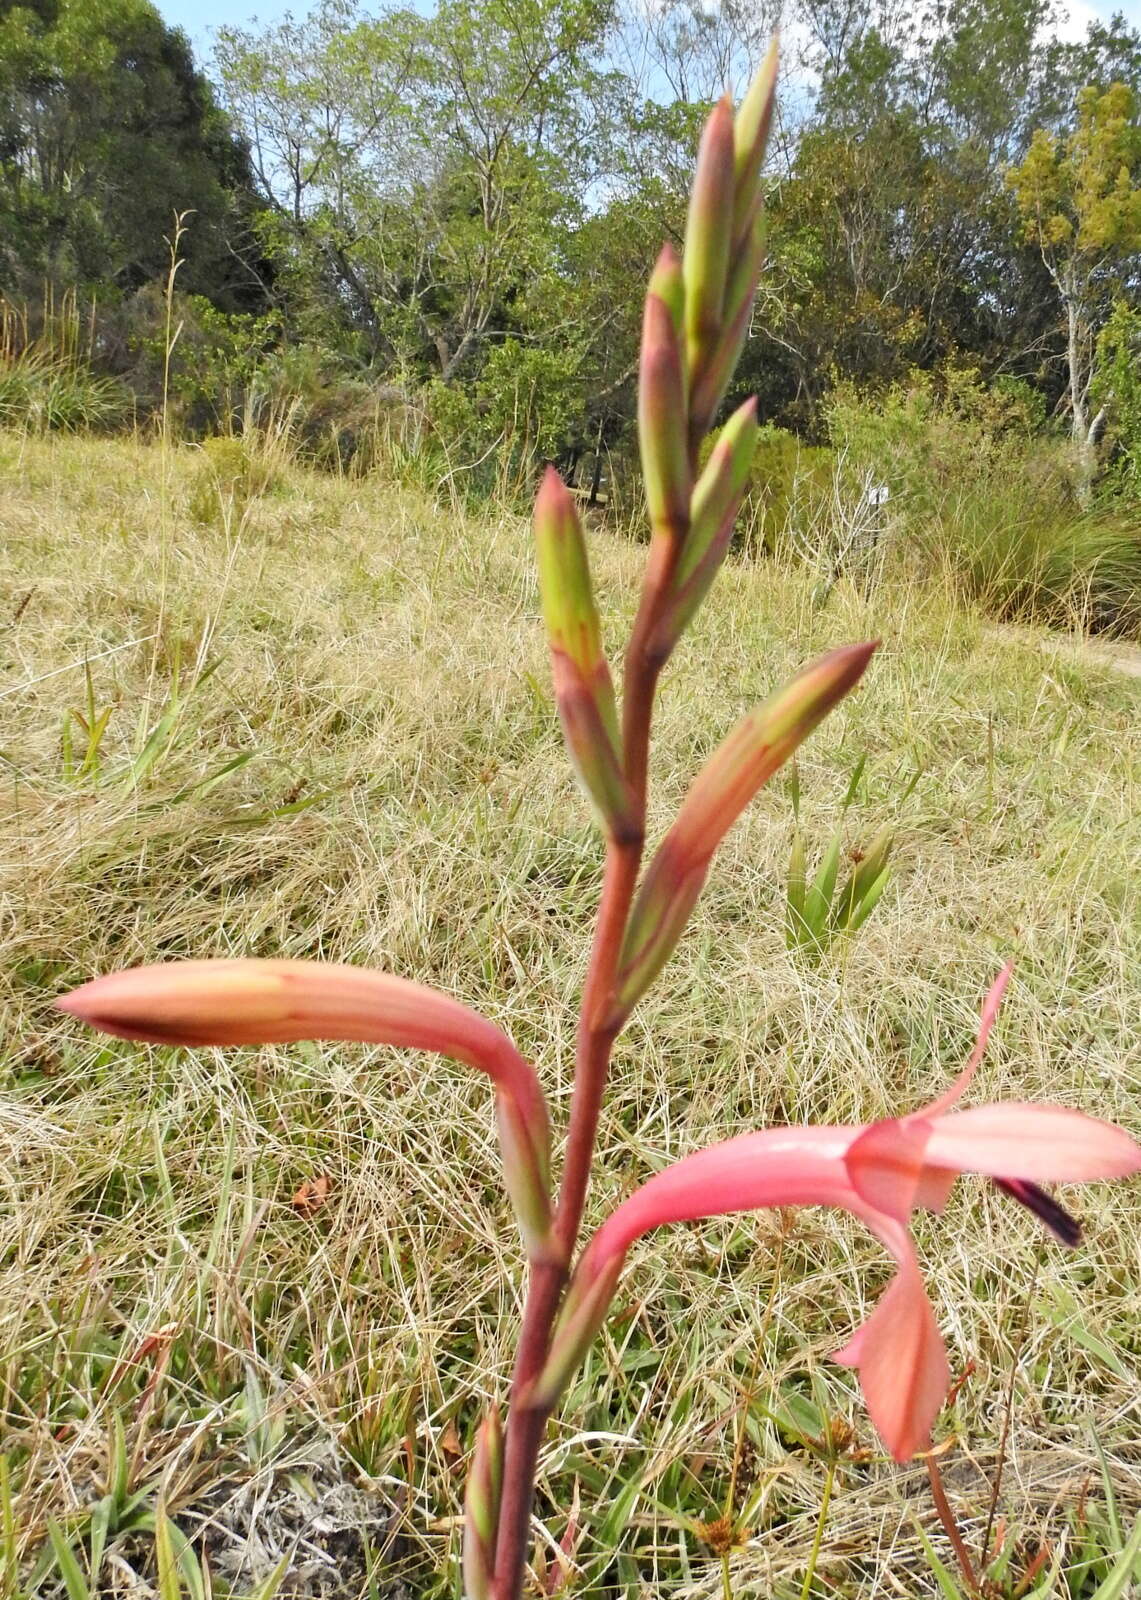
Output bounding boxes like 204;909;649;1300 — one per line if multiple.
1;432;1139;1599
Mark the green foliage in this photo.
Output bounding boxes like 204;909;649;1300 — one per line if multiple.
1008;83;1141;262
828;372;1141;633
1007;80;1141;462
0;0;265;309
785;758;895;962
1092;300;1141;482
4;0;1141;566
739;427;836;555
0;343;127;432
0;298;127;430
142;296;280;433
477;340;586;490
188;435;278;527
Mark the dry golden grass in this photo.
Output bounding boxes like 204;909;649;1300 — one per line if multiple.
1;432;1139;1598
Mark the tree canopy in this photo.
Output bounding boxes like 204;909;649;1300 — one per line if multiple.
2;0;1141;470
0;0;266;306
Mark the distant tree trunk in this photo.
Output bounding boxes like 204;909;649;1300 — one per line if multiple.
588;417;604;506
1066;289;1102;507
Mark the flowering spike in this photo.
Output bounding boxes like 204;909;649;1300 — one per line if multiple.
463;1407;503;1600
615;643;877;1014
732;36;779;238
58;960;556;1261
533;467;637;841
683;96;736;382
639;258;691;543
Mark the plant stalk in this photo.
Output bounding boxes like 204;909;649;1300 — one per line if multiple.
491;606;675;1596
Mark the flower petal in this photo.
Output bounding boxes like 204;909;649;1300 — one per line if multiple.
925;1104;1141;1183
833;1219;950;1461
844;1115;931;1221
590;1124;858;1260
59;959;556;1257
921;962;1014;1117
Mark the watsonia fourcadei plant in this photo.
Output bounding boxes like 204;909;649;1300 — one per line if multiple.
57;43;1140;1600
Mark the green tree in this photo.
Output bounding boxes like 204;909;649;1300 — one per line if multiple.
1007;81;1141;484
0;0;265;307
216;0;613;379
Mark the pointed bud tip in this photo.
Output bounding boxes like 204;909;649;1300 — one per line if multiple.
56;977;120;1029
536;463;570;511
821;639;880;692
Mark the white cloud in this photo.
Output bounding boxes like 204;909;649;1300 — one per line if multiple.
1051;0;1101;44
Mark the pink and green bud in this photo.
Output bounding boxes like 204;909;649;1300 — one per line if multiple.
647;242;685;337
615;643;877;1012
530;1245;625;1410
689;201;767;441
639;251;691;541
732;37;779;242
57;959;556;1261
533;468;636;841
683;96;735;384
651;398;757;653
462;1407;503;1600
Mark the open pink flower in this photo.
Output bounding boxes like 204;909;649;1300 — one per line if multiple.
544;967;1140;1459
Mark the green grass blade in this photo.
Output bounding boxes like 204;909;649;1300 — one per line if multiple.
1089;1517;1141;1599
245;1556;291;1600
840;753;867;811
910;1517;969;1600
846;865;892;933
155;1508;183;1600
0;1457;18;1599
129;703;181;787
803;830;842;939
87;1497;113;1592
46;1521;92;1600
786;827;808;948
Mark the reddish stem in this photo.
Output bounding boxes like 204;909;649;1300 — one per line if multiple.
926;1453;982;1595
490;836;643;1600
491;468;687;1600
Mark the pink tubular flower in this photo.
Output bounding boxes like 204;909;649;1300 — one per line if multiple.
540;967;1141;1459
58;959;554;1259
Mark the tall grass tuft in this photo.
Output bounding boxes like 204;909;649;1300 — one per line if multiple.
0;294;127;433
828;369;1141;637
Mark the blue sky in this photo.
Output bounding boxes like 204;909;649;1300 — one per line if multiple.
158;0;292;48
158;0;1141;55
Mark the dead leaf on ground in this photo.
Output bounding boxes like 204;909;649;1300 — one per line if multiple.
291;1175;332;1217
